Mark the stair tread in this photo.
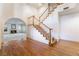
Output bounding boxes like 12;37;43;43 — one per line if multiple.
34;25;57;46
34;25;49;38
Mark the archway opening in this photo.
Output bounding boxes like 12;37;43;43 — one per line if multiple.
3;18;26;43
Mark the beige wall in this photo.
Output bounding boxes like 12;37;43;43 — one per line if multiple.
0;3;39;49
0;4;14;49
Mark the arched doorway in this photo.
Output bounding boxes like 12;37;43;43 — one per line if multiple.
3;18;27;44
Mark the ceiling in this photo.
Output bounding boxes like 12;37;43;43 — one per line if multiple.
59;4;79;16
25;3;48;9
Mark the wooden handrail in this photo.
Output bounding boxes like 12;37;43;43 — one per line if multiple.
28;3;62;31
34;16;40;22
34;16;52;30
40;4;60;23
28;16;52;30
39;7;48;19
28;16;34;19
41;22;52;30
39;3;63;23
29;4;61;23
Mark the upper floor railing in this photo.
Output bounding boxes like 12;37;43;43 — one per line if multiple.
39;3;62;23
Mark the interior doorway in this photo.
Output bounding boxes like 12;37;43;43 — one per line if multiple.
3;18;26;44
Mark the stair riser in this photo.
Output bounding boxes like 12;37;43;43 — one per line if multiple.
34;25;57;46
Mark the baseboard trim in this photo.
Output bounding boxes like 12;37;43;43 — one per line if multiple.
60;39;79;43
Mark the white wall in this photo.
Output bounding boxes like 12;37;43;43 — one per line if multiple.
43;11;60;41
28;26;48;44
60;12;79;42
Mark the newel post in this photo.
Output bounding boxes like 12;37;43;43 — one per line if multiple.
48;3;50;14
49;29;52;46
39;17;41;26
33;16;34;26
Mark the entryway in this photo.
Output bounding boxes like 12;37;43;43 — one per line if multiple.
3;18;26;44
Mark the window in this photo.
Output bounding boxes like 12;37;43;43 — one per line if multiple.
11;24;16;29
18;24;26;33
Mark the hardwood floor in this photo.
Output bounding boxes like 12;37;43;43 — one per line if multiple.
0;38;79;56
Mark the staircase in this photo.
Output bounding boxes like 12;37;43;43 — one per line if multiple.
34;25;49;40
28;16;57;46
34;25;57;46
39;3;62;23
28;3;62;46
